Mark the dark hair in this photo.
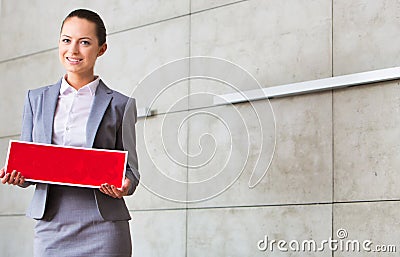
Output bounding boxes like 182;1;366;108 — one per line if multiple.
61;9;106;46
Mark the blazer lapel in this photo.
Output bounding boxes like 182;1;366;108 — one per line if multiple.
42;81;61;144
85;80;113;148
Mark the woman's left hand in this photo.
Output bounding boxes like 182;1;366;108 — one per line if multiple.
99;177;131;198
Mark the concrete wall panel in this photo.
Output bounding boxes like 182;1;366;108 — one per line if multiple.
190;0;332;97
188;92;332;207
126;112;188;210
0;136;34;215
334;81;400;201
187;205;332;256
96;16;190;114
131;209;186;257
191;0;242;13
333;0;400;75
0;50;64;137
333;201;400;256
0;216;35;257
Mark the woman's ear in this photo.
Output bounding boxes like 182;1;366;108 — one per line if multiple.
97;43;107;57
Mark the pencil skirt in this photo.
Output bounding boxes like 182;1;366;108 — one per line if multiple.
33;185;132;257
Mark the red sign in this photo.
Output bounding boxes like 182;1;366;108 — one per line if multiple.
5;140;127;189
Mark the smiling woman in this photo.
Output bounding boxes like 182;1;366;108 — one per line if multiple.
58;11;107;89
0;8;139;257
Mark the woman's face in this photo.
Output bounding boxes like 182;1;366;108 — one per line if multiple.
59;17;107;78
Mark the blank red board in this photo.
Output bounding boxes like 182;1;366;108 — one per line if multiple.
4;140;127;189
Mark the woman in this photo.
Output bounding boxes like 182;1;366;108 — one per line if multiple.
0;9;139;257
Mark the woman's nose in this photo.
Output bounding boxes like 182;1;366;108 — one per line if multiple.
68;42;79;54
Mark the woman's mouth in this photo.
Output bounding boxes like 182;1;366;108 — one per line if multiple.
66;57;83;64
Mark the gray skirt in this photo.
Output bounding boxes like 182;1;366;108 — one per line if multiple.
34;185;132;257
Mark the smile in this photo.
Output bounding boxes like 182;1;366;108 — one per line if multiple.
66;57;83;64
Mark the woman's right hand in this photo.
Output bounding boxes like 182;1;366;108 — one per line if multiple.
0;168;26;186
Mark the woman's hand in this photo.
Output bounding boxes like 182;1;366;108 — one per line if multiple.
0;168;26;186
99;177;131;199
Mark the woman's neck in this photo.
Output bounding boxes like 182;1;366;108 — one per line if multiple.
65;73;95;90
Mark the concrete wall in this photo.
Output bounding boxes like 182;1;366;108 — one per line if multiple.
1;0;399;256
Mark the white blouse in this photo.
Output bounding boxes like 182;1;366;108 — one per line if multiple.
52;76;100;147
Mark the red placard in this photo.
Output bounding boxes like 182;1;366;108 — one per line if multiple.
4;140;127;189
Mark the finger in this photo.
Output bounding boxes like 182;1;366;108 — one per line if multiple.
8;170;17;185
13;172;21;184
1;173;10;184
99;184;112;195
0;168;5;178
110;185;123;198
18;176;26;186
99;185;106;194
13;172;23;186
11;175;18;185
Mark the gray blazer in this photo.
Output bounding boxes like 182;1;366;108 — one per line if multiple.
20;79;139;221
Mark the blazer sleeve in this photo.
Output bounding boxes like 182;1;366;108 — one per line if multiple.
119;97;140;195
21;90;33;142
19;90;34;188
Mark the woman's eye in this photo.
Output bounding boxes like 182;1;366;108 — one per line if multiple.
61;38;70;43
81;41;90;45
